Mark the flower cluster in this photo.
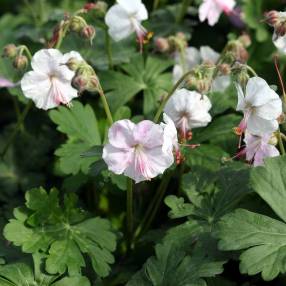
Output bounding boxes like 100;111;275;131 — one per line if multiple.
234;77;282;166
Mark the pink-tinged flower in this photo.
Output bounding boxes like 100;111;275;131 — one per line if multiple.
0;77;18;88
199;0;236;26
273;33;286;54
21;49;82;110
164;89;212;139
236;77;282;135
160;113;179;153
105;0;148;49
102;119;174;183
243;132;279;166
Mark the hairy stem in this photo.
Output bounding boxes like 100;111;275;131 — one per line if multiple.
98;85;114;126
126;178;134;249
278;128;285;155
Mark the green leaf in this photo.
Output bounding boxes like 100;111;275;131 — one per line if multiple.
49;101;101;175
251;155;286;222
185;145;228;171
100;55;173;116
164;196;194;219
127;242;224;286
53;276;91;286
4;187;117;278
217;209;286;281
242;0;269;42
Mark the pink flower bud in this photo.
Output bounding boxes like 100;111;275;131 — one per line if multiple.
83;2;97;11
72;75;88;92
81;25;96;42
265;10;280;26
155;37;170;53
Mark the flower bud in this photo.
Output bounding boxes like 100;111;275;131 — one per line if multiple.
237;46;249;63
69;16;86;33
87;75;100;92
66;57;83;71
83;2;97;11
197;79;211;94
265;10;280;26
218;63;231;75
238;34;251;48
72;74;88;92
155;37;170;53
95;1;108;14
237;71;249;88
13;55;28;70
81;25;96;42
3;44;17;59
277;113;286;124
275;23;286;37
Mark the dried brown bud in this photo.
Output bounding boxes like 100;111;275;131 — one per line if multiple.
13;55;28;70
3;44;17;59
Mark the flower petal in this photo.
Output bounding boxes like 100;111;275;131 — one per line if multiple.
235;82;245;111
31;49;63;74
108;119;136;149
200;46;220;63
102;143;133;174
133;120;164;148
247;115;279;135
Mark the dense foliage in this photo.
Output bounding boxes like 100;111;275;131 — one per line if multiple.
1;0;286;285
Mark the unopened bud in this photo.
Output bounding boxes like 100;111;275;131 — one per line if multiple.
197;79;211;94
239;34;251;48
275;23;286;37
95;1;108;14
265;10;280;26
81;25;96;42
13;55;28;70
66;57;83;71
69;16;86;33
83;2;97;11
277;113;286;124
218;63;231;75
3;44;17;59
238;46;249;63
155;37;170;53
87;75;100;92
72;75;88;92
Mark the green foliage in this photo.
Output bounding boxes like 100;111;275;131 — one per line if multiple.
127;242;224;286
49;101;101;175
99;55;173;116
217;156;286;281
4;187;116;278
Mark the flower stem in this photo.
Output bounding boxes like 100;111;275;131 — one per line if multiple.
98;85;113;126
245;65;258;77
278;128;285;155
105;29;113;70
153;0;160;11
176;0;192;23
0;101;33;158
126;178;134;249
134;171;172;240
55;23;69;50
154;70;193;123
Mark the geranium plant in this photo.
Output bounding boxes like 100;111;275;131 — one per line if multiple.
1;0;286;285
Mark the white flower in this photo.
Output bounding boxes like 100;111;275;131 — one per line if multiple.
160;113;179;153
199;0;236;26
236;77;282;135
173;46;231;92
273;33;286;53
244;132;280;167
164;88;212;138
102;119;174;183
21;49;82;110
105;0;148;46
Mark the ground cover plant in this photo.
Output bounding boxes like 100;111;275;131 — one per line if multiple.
1;0;286;285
